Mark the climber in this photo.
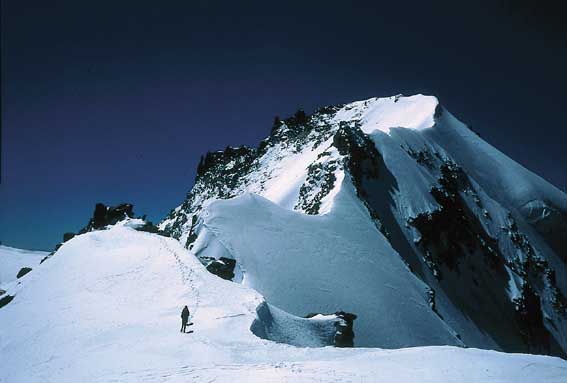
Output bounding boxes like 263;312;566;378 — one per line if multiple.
180;305;190;333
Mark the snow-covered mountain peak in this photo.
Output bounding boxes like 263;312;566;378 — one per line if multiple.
160;93;567;357
159;93;446;246
334;94;439;134
2;93;567;381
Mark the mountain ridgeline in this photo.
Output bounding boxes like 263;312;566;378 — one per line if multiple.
3;95;567;382
159;94;567;356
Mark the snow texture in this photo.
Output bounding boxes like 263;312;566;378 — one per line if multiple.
1;227;565;382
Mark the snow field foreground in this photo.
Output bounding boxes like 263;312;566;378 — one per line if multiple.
1;226;566;382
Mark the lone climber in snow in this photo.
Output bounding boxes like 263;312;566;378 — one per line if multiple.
180;305;190;333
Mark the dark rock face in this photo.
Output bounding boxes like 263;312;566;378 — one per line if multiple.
160;105;341;242
0;289;5;296
163;146;259;241
51;203;135;252
332;123;388;238
185;216;199;249
406;160;566;357
410;161;504;277
514;283;550;354
47;203;166;256
0;295;14;309
196;146;258;184
206;257;236;281
79;203;165;235
90;203;134;230
332;122;381;188
63;232;75;242
266;109;317;150
434;103;444;119
333;311;357;347
16;267;32;279
295;158;339;215
304;311;357;347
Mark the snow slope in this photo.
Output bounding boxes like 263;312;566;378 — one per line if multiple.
0;245;48;286
161;94;567;356
1;227;565;382
198;191;460;348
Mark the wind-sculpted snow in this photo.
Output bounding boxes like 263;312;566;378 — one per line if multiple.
1;228;566;382
250;302;343;347
334;94;438;133
161;93;567;356
198;192;462;348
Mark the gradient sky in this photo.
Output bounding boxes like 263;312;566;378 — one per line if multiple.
2;0;566;250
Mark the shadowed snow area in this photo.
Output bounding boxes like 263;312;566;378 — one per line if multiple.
1;226;565;382
250;302;341;347
200;191;461;348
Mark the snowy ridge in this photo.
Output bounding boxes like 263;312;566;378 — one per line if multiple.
433;110;566;212
335;94;438;133
1;227;565;382
161;94;567;356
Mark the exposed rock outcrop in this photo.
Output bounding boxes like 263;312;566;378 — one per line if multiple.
49;203;167;255
0;295;14;309
16;267;32;279
205;257;236;281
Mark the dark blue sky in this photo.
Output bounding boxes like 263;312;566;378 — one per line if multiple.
2;1;566;250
